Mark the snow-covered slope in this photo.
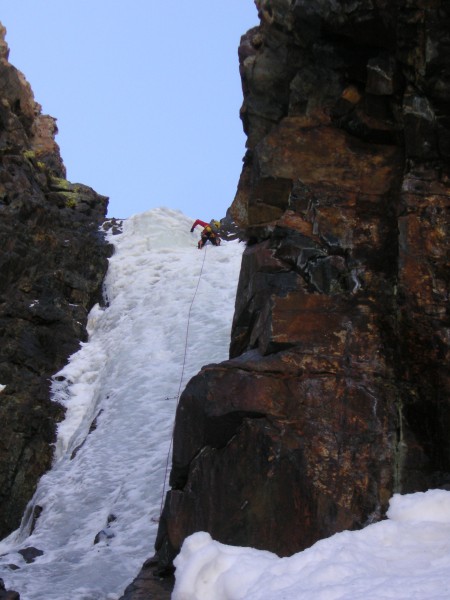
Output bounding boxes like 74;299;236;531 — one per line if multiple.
0;208;244;600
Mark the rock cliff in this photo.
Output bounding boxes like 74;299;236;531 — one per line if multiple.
154;0;450;572
0;23;112;540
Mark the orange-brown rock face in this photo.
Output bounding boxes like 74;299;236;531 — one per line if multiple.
154;0;450;569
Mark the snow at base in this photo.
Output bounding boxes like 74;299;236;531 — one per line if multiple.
0;208;244;600
173;489;450;600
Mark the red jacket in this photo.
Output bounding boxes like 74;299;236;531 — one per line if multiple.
191;219;208;230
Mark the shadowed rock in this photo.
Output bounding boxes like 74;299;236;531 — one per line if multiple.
0;22;112;539
152;0;450;576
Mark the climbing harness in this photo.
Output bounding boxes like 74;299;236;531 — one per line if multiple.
156;244;208;520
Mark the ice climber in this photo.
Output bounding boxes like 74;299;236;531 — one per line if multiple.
190;219;221;249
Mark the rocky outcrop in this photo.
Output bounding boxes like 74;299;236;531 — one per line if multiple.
0;23;112;539
119;559;174;600
0;578;19;600
154;0;450;569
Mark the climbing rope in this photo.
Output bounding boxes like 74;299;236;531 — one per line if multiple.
157;243;208;519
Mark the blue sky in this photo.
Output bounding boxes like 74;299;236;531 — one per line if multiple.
1;2;258;220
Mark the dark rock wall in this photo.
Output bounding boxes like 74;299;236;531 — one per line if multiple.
0;24;112;539
155;0;450;567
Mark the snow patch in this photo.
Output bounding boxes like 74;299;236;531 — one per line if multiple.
173;489;450;600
